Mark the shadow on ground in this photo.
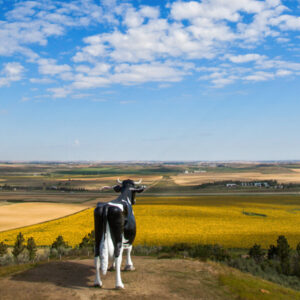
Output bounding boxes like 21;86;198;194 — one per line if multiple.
12;260;94;289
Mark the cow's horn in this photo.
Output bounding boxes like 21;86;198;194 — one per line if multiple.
117;178;122;184
134;179;142;184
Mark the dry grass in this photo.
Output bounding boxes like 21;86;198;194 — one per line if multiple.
0;191;100;203
172;172;300;185
0;202;89;232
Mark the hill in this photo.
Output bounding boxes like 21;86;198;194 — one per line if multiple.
1;256;300;300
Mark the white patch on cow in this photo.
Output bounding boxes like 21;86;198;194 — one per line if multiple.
122;235;130;249
108;202;123;211
94;256;102;287
125;245;134;269
100;221;113;275
127;197;131;205
115;246;124;289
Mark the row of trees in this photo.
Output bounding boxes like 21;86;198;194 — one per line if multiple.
0;233;74;263
0;233;37;262
248;235;300;276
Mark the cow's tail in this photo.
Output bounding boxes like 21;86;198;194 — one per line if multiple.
100;206;115;275
100;206;109;275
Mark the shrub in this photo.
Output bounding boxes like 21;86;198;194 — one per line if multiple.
296;242;300;258
0;241;8;257
249;244;265;263
12;232;25;261
276;235;291;275
277;235;290;262
27;237;37;261
51;235;69;250
268;244;278;260
79;230;94;249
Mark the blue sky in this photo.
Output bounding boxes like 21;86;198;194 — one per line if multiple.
0;0;300;161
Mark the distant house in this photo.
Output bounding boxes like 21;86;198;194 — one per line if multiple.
226;183;237;188
184;170;189;174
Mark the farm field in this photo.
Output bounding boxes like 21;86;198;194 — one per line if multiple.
1;195;300;249
0;191;102;203
0;202;89;232
172;171;300;185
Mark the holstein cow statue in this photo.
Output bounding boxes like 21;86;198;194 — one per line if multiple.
94;178;146;289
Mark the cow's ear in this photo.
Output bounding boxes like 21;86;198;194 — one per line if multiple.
113;185;122;192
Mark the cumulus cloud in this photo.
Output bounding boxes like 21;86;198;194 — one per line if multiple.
227;54;266;63
37;58;71;76
1;0;300;93
0;62;24;87
0;0;105;59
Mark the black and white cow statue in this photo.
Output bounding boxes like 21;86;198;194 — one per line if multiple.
94;178;146;289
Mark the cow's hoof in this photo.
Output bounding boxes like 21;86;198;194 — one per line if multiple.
108;266;116;272
115;285;124;290
124;265;135;271
93;283;102;288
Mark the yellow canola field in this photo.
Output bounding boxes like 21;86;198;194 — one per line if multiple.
1;195;300;249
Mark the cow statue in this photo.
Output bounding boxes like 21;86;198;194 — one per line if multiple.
94;178;146;289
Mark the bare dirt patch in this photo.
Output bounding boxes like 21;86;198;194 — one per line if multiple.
0;257;230;300
173;172;300;185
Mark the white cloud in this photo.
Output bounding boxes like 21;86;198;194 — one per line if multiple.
0;0;105;59
30;77;55;84
2;1;300;93
0;62;24;87
37;58;71;76
47;86;71;98
227;53;266;63
276;69;292;76
244;71;275;81
111;62;186;84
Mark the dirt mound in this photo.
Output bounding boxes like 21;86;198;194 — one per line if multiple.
0;257;229;300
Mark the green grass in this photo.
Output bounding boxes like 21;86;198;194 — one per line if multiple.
0;263;38;278
219;269;300;300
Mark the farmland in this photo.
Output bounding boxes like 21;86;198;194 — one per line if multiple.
1;194;300;249
1;161;300;249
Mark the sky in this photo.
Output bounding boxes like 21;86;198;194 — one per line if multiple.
0;0;300;161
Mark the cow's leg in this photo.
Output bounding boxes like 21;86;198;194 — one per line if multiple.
124;245;135;271
94;256;102;287
107;206;125;289
94;205;104;287
115;245;124;289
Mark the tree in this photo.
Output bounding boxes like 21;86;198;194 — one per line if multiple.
27;237;37;261
277;235;291;275
12;232;25;261
0;241;8;257
51;235;69;250
249;244;265;263
296;242;300;257
79;230;95;249
267;244;278;260
277;235;290;262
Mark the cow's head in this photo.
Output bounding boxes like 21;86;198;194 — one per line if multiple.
113;178;145;204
